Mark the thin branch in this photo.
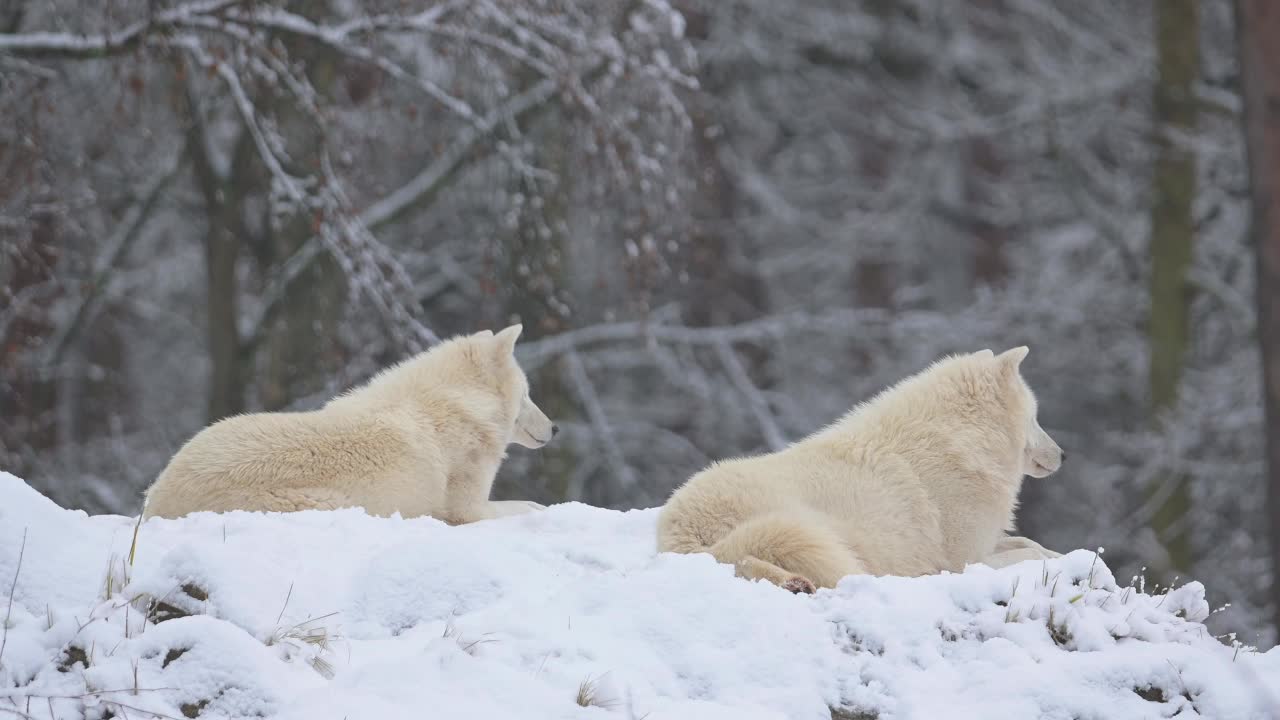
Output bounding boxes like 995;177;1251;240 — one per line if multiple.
1187;267;1256;336
0;56;58;79
211;6;482;124
562;351;637;491
715;341;787;451
174;37;307;204
1044;111;1143;281
515;309;891;369
46;151;189;366
361;77;559;231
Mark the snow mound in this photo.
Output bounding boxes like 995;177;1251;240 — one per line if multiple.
0;471;1277;719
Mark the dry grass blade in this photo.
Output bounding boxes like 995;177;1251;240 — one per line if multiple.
309;655;336;680
268;611;341;678
441;622;497;656
0;527;28;671
127;514;143;568
576;673;620;710
275;583;295;627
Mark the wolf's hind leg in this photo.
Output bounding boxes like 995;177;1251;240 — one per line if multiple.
710;511;865;592
255;488;351;513
731;555;818;594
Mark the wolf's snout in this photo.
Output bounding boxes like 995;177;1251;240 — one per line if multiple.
513;395;556;449
1060;450;1067;463
551;424;560;436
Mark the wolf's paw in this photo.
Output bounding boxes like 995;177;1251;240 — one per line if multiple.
485;500;546;519
782;576;817;595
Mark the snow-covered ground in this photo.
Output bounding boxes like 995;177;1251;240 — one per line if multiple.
0;472;1277;720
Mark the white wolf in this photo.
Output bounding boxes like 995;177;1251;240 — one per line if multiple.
656;347;1064;593
143;325;556;523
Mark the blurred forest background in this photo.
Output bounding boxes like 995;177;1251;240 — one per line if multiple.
4;0;1280;646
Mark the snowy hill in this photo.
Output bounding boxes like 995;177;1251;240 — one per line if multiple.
0;472;1277;720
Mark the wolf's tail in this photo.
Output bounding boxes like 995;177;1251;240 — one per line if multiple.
668;510;866;593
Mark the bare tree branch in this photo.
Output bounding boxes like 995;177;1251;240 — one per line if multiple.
241;76;560;357
516;309;890;369
45;151;188;366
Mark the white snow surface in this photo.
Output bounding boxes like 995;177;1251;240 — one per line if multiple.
0;471;1277;720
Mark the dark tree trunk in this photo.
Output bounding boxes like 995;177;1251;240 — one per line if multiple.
1147;0;1199;577
1236;0;1280;638
0;215;60;475
186;96;254;423
205;216;244;422
258;0;348;411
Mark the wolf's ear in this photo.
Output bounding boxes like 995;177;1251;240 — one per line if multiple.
996;346;1029;372
476;329;494;338
494;324;523;355
975;349;995;359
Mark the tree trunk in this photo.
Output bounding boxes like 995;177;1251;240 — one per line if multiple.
1146;0;1199;578
205;216;244;422
186;102;253;423
488;105;578;505
259;0;348;411
1236;0;1280;638
0;215;60;477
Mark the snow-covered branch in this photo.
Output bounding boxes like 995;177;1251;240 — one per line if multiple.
517;309;890;367
0;0;238;59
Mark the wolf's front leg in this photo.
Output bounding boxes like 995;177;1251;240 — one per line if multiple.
983;535;1061;569
994;534;1061;558
982;547;1055;569
482;500;546;519
444;459;546;524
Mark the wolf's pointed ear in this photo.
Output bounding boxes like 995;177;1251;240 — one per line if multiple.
476;329;494;338
976;349;995;359
997;346;1029;372
494;324;523;355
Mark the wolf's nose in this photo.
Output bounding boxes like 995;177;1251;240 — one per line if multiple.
551;424;560;436
1060;450;1068;463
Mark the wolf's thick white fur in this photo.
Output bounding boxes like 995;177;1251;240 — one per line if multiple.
143;325;555;523
656;347;1064;593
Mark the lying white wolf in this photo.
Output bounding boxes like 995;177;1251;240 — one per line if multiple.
144;325;556;523
656;347;1064;593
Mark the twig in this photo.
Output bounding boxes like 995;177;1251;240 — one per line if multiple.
0;704;35;719
0;687;176;701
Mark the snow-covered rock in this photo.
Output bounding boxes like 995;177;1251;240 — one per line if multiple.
0;471;1276;719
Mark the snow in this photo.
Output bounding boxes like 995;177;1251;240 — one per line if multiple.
0;471;1277;720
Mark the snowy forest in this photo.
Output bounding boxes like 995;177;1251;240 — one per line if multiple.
3;0;1280;649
